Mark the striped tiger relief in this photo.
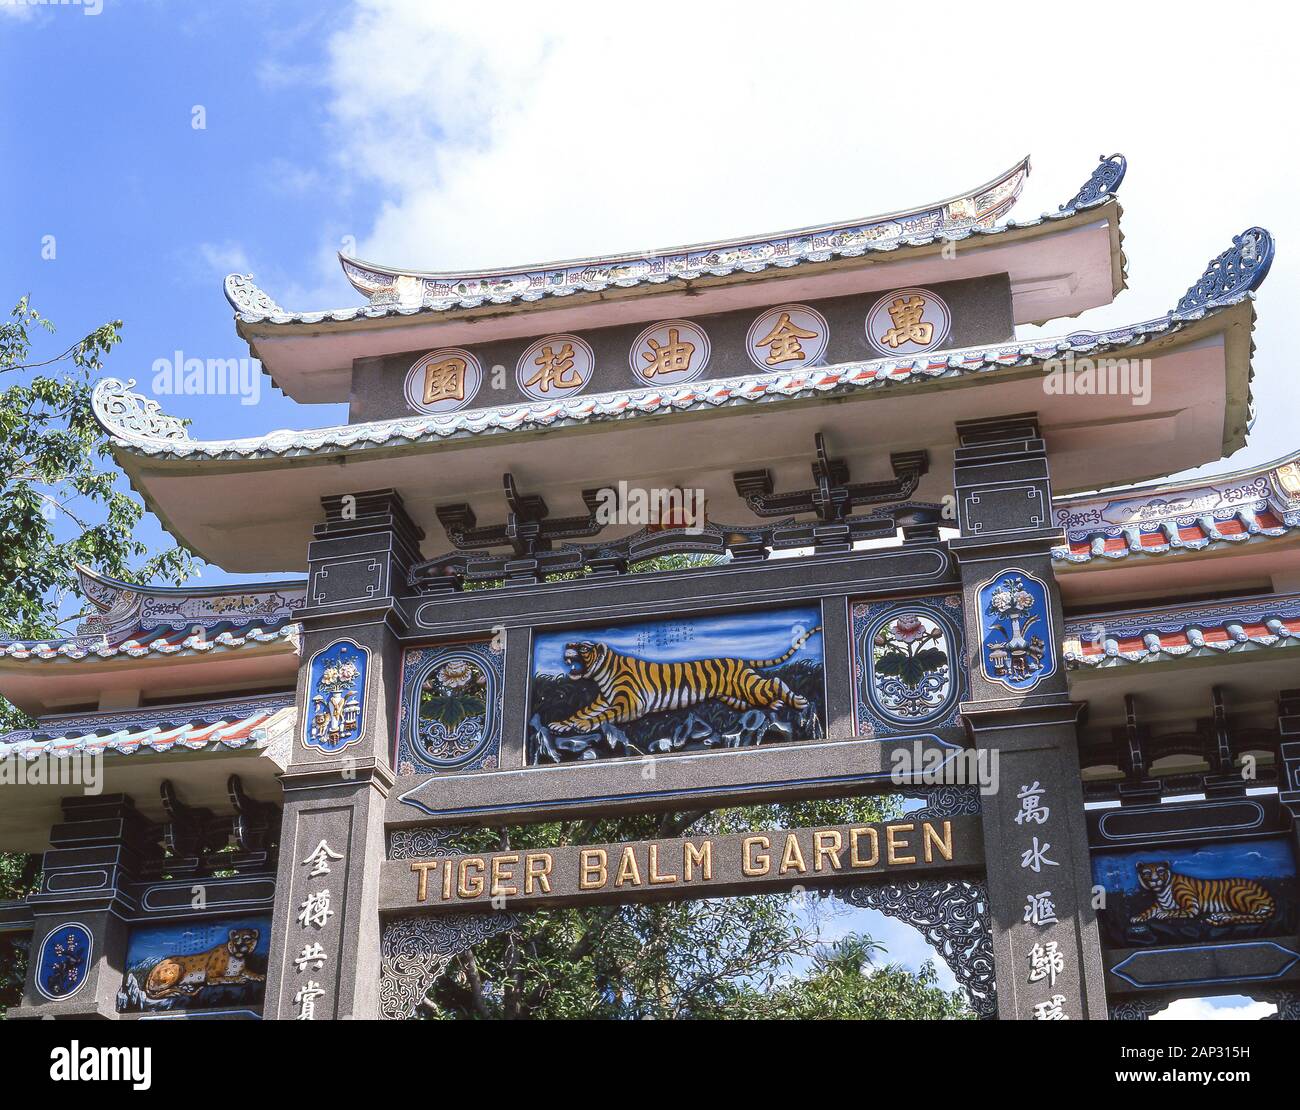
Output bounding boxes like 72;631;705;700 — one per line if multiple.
528;607;826;764
1132;861;1277;926
549;632;820;734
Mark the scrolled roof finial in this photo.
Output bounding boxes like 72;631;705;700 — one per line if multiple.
223;273;284;316
1174;227;1276;314
1060;153;1127;212
91;378;191;442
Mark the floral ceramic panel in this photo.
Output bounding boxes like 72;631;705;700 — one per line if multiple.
303;638;369;754
977;570;1057;692
397;640;503;774
851;596;966;737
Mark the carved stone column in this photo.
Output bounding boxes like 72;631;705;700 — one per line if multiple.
263;490;422;1020
949;415;1108;1020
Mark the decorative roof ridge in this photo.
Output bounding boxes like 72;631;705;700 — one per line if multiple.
95;290;1252;464
336;156;1031;302
0;619;300;663
75;563;305;605
30;689;296;733
1063;591;1300;668
0;700;296;759
223;154;1127;325
1053;443;1300;565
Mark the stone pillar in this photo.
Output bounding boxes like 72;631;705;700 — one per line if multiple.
949;415;1108;1020
263;490;422;1021
1278;691;1300;862
13;795;157;1019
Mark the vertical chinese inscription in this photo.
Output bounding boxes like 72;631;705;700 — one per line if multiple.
290;837;345;1020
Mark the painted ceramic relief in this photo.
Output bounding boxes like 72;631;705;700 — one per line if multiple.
865;287;950;356
1091;838;1297;948
529;606;824;763
397;640;503;774
117;917;270;1014
303;638;368;754
978;570;1057;691
852;596;965;735
34;922;92;1001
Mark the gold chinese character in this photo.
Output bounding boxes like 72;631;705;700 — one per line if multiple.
879;296;934;349
754;312;818;366
422;356;468;405
523;343;584;393
640;327;695;378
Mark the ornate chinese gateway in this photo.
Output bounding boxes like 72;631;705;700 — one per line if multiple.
2;153;1296;1022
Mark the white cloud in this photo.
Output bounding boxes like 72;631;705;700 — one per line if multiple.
1152;996;1275;1021
196;241;252;276
312;0;1300;470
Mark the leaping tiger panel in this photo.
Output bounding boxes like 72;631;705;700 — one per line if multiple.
528;606;825;764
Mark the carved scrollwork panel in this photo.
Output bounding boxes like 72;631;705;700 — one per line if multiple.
379;912;519;1020
835;878;997;1018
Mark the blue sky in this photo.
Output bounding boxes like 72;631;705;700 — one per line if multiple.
4;2;1297;1014
6;0;1300;593
533;606;822;674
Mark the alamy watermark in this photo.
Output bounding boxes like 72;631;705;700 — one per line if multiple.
591;483;706;533
152;351;261;406
0;752;102;794
890;741;1000;795
1042;354;1150;406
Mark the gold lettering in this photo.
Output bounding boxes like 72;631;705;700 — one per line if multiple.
422;356;468;405
523;343;583;393
923;820;954;863
850;826;879;868
742;836;771;876
813;830;843;872
886;823;917;865
442;858;454;900
615;846;643;887
779;833;808;875
490;853;519;897
525;852;552;894
754;311;818;366
579;848;608;890
458;857;486;898
684;840;712;881
410;860;438;903
648;844;678;885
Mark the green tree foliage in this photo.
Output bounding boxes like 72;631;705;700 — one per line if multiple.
720;935;971;1019
423;797;970;1020
0;297;196;651
1;298;198;1013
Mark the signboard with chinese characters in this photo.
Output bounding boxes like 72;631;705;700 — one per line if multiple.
357;275;1013;423
380;815;983;913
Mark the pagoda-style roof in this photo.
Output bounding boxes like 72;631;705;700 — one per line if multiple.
1054;447;1300;565
0;567;303;714
95;224;1266;573
0;692;293;852
1065;592;1300;669
227;155;1128;403
336;157;1032;308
